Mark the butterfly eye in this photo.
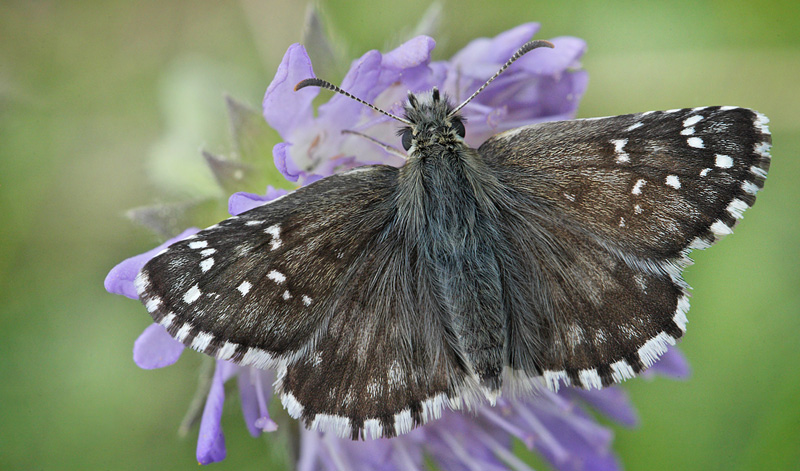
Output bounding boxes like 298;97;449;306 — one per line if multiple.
401;129;414;151
452;119;466;138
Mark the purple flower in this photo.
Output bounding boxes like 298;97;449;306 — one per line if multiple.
107;23;690;470
263;23;587;183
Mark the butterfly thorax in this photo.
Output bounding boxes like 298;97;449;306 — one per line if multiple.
395;90;507;393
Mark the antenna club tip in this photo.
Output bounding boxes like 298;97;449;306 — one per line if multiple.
294;78;320;91
523;39;555;52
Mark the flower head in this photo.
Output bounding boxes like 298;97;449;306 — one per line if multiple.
107;23;689;470
262;23;587;184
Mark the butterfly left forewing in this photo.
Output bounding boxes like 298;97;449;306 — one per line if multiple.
479;106;770;390
135;166;403;367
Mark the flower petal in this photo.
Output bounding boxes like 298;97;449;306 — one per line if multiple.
568;387;640;427
263;44;317;137
318;49;383;119
382;36;436;70
228;186;289;216
105;228;200;299
237;367;278;437
648;346;691;379
272;141;307;182
196;361;238;465
451;23;540;65
133;323;184;369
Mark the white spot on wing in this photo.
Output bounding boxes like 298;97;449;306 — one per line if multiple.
175;322;193;343
134;272;150;294
687;137;704;148
265;224;282;251
715;154;733;169
242;347;274;369
191;331;214;352
281;392;304;418
610;138;629;163
543;370;569;392
200;258;214;272
632;179;647;195
567;324;585;348
638;332;676;367
610;360;636;383
200;248;216;257
674;295;690;333
594;329;607;344
267;270;286;284
742;181;760;195
750;165;767;179
188;240;208;250
217;341;238;361
700;168;711;177
282;290;292;300
145;296;162;312
183;284;202;304
579;369;602;389
302;295;313;306
683;115;703;127
665;175;681;189
727;198;749;219
710;220;734;237
754;141;771;158
680;127;694;135
394;409;413;436
688;236;712;250
625;122;643;131
754;112;770;135
364;419;382;439
237;281;252;295
159;312;176;329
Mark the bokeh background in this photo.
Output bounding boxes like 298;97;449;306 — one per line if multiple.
2;1;798;470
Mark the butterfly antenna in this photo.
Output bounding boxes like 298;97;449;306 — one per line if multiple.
449;39;554;117
295;78;412;125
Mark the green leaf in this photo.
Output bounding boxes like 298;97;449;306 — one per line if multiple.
126;198;225;239
225;95;294;191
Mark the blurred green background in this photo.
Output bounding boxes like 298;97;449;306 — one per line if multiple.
2;1;798;470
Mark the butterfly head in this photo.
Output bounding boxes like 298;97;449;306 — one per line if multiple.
399;88;466;154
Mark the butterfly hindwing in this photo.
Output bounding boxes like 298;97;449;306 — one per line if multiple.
480;106;770;390
277;226;479;439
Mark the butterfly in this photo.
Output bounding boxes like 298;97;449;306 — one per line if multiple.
134;39;771;440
